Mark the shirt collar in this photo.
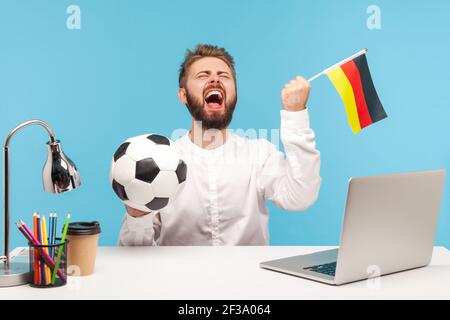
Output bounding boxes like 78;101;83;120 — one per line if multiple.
182;130;234;156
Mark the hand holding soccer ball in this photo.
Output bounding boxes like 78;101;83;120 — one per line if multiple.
109;134;187;213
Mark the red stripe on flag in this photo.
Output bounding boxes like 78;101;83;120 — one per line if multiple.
341;60;373;128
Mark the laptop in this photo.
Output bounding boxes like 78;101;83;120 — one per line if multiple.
260;169;446;285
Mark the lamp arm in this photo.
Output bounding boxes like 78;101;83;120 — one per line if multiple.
4;120;56;149
2;120;57;270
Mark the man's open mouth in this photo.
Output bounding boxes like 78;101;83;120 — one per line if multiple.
204;89;225;109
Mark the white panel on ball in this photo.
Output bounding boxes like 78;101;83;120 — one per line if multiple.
151;145;180;171
113;154;136;186
151;171;179;198
125;179;156;205
125;138;156;161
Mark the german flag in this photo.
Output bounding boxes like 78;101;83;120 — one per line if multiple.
326;53;387;134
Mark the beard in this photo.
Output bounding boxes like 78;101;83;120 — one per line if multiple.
185;87;237;130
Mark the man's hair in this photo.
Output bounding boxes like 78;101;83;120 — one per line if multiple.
178;44;236;88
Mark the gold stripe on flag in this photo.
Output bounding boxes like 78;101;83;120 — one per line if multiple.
326;67;361;134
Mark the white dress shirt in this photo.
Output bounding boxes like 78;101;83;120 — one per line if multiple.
118;109;321;246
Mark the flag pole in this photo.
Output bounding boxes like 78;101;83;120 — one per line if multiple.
308;48;368;82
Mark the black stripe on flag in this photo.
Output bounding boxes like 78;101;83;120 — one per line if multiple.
353;54;387;123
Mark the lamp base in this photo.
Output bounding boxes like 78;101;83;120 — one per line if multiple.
0;262;30;287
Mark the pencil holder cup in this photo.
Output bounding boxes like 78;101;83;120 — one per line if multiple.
28;238;69;288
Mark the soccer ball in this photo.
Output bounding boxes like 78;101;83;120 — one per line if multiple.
109;134;187;212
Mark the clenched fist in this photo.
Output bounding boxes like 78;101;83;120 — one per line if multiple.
281;76;311;111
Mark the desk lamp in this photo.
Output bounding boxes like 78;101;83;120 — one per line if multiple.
0;120;81;286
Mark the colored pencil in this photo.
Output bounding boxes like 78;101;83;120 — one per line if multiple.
16;222;35;253
42;216;52;283
33;213;40;285
48;213;51;256
52;213;58;259
41;216;47;284
48;213;53;257
36;214;46;284
51;214;70;285
18;220;66;281
17;223;32;241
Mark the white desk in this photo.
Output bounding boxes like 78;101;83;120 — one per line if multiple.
1;246;450;299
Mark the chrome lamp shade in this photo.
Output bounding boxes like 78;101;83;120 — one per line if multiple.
43;140;81;194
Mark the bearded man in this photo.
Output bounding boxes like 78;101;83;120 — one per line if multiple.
119;44;321;246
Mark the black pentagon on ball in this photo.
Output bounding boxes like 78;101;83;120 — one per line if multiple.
114;142;130;162
175;159;187;184
135;158;160;183
147;134;170;146
112;179;128;201
145;197;169;211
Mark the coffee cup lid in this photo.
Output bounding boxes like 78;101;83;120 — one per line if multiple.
67;221;101;236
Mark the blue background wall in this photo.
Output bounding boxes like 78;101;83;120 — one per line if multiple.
1;0;448;248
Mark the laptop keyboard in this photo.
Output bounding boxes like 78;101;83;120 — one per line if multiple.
304;262;337;277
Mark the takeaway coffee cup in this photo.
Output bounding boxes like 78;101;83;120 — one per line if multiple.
66;221;101;276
